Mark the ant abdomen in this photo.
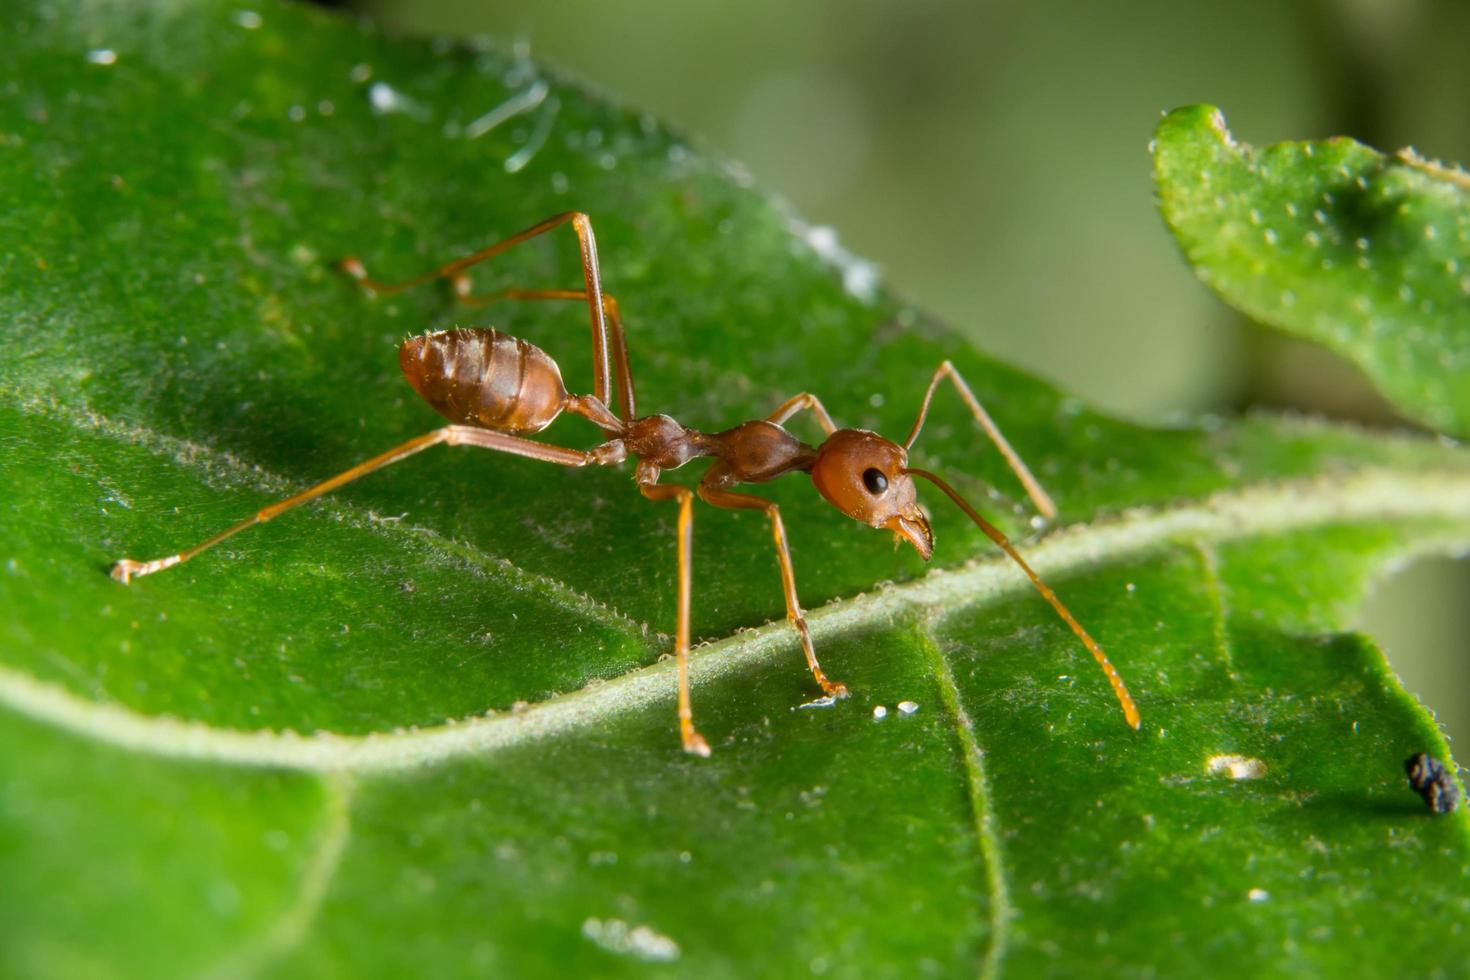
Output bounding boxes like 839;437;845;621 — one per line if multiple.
400;328;569;434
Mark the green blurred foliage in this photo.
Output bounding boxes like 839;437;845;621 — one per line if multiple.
1155;104;1470;437
355;0;1470;758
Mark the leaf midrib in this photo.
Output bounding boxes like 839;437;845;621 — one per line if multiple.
4;449;1470;773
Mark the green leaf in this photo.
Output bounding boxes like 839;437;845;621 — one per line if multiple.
3;8;1469;980
1153;104;1470;436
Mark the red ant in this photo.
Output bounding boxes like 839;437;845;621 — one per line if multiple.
111;212;1140;756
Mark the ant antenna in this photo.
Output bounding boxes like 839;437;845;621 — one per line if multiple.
904;467;1141;729
902;361;1057;519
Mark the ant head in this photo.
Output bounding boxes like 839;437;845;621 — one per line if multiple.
810;429;933;559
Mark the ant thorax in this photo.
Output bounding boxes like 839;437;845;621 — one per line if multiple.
705;420;817;485
623;413;709;470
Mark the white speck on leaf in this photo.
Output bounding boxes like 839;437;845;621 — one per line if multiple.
1206;754;1266;780
464;80;548;140
581;918;680;962
789;221;880;304
368;81;425;119
504;96;559;173
368;82;397;113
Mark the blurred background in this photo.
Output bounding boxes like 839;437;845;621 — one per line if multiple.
347;0;1470;746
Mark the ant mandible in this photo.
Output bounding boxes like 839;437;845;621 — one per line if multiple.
111;212;1141;756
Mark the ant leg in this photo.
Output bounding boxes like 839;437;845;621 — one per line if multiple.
902;360;1057;520
111;426;617;583
339;212;624;418
906;466;1140;729
697;484;848;700
765;392;837;436
638;467;709;757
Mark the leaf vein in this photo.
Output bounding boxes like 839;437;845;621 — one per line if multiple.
200;773;355;980
1192;539;1239;681
2;464;1469;772
915;623;1012;979
8;388;657;645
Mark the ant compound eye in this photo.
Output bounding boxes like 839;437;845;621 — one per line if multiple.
862;467;888;495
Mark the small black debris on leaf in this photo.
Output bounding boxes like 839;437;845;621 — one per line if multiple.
1404;753;1460;814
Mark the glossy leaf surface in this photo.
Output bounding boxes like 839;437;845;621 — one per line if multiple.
3;7;1469;979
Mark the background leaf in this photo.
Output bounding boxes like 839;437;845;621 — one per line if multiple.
1154;104;1470;436
2;5;1469;979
